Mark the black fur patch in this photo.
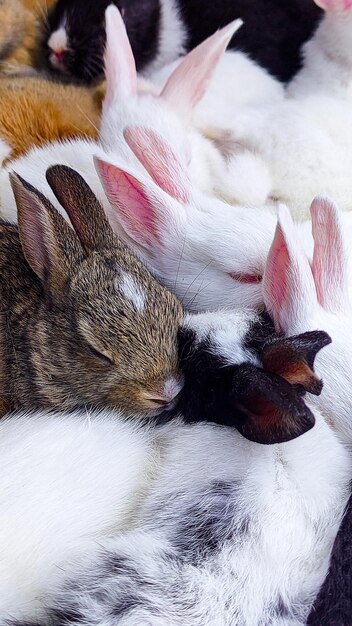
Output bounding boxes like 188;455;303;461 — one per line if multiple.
40;0;160;83
307;491;352;626
40;0;322;84
178;0;322;81
148;480;247;565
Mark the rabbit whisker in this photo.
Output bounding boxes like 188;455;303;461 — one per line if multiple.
174;234;187;293
182;261;213;301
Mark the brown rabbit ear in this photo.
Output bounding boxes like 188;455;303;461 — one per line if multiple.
10;172;84;297
46;165;114;253
262;330;331;396
234;364;315;445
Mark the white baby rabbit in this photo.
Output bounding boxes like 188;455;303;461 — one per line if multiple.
191;0;352;217
6;209;352;626
1;6;267;221
93;125;352;313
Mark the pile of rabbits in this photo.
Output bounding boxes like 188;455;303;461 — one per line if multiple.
0;0;352;624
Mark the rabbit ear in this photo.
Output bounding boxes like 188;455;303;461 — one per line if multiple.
160;19;242;118
103;5;137;110
46;165;114;252
124;126;191;203
234;364;316;445
310;196;350;313
262;330;331;396
262;205;317;335
10;173;82;295
95;157;185;254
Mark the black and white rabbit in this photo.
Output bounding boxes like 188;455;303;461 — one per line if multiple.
42;0;322;84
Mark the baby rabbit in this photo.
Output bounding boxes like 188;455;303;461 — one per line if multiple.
0;165;183;416
94;125;352;313
263;195;352;626
193;0;352;216
5;209;351;626
42;0;322;84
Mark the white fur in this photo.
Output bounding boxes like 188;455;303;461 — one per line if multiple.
143;0;187;75
0;139;11;167
47;25;68;54
191;1;352;217
0;411;156;621
118;271;146;312
43;417;349;626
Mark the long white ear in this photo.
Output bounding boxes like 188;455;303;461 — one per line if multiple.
103;5;137;110
160;19;242;118
310;196;350;314
263;205;317;334
94;157;185;255
124;126;192;203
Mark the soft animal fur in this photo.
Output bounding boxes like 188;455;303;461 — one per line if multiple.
42;0;322;83
192;0;352;217
0;312;348;626
92;125;352;314
262;194;352;625
0;75;105;162
2;204;351;625
0;166;183;416
0;0;55;74
1;8;278;220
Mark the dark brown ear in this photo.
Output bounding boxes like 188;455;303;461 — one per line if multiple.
262;330;331;396
234;364;316;445
10;172;83;298
46;165;115;252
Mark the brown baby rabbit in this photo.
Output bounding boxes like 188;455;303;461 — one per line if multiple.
0;165;183;416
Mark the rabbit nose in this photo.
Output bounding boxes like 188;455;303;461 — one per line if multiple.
143;376;184;409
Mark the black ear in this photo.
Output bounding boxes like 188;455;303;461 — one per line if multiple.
262;330;331;395
46;165;115;252
10;172;84;298
233;364;315;445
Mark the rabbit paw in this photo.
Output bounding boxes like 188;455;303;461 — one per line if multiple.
314;0;352;12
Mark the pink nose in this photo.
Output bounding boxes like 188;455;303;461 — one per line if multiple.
54;50;64;60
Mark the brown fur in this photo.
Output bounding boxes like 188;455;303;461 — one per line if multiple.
0;0;106;161
0;75;105;162
0;0;56;72
0;166;183;416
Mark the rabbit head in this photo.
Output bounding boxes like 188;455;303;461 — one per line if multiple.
4;166;183;416
262;197;352;444
179;308;329;444
94;126;277;312
99;6;242;174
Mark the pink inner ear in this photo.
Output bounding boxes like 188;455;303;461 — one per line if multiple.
124;126;191;203
161;19;242;115
263;223;290;332
103;5;137;110
95;159;161;249
311;196;347;313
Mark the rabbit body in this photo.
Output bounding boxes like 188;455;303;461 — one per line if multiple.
0;168;183;416
191;0;352;217
42;0;322;84
0;302;348;624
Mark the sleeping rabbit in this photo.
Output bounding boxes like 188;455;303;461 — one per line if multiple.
0;166;183;416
